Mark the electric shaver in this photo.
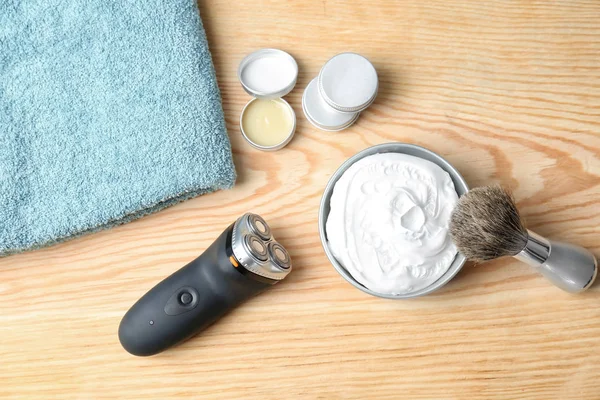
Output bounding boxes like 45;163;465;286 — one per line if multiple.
118;213;292;356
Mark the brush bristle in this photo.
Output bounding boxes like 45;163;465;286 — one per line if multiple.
450;185;528;261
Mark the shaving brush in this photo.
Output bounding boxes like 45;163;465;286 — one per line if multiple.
450;185;597;293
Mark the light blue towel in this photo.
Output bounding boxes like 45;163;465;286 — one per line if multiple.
0;0;236;256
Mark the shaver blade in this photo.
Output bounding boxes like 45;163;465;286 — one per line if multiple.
268;242;291;270
244;233;269;262
248;214;272;241
231;213;292;281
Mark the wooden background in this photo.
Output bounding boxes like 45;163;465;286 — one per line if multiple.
1;1;599;398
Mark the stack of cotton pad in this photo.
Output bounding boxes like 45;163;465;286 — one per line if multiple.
302;53;378;131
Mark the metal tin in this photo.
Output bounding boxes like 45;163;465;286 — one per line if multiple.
318;53;378;113
318;143;469;299
238;49;298;151
239;98;296;151
302;77;360;132
238;49;298;99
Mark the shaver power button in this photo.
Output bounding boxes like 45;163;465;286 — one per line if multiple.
164;287;199;316
179;292;193;305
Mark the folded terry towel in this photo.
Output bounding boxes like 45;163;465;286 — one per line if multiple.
0;0;236;256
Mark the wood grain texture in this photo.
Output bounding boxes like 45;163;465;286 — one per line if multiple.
1;1;599;398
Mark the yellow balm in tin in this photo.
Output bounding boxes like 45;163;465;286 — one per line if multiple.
241;98;295;149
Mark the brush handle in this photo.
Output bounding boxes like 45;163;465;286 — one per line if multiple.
515;230;598;293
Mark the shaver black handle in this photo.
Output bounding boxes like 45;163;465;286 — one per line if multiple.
118;225;271;356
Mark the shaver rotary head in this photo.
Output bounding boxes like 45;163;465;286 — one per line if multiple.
231;213;292;281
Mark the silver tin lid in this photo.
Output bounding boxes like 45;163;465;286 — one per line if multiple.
302;77;359;131
231;213;292;281
239;98;297;151
238;49;298;99
318;53;378;113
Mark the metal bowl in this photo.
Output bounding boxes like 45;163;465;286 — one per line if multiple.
318;143;469;299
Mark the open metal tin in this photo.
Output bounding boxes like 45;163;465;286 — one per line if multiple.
238;49;298;151
239;97;296;151
238;49;298;99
